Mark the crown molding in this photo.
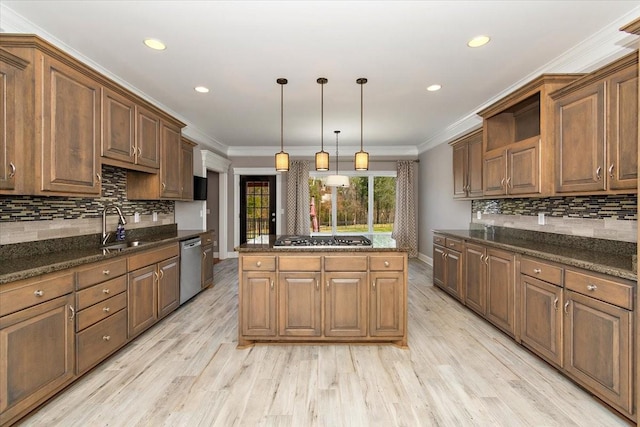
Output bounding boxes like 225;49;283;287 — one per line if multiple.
227;144;418;158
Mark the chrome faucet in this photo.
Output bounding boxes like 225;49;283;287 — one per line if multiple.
102;204;127;245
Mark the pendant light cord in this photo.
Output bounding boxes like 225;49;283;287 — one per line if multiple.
360;82;363;151
280;83;284;152
334;130;340;174
321;82;324;151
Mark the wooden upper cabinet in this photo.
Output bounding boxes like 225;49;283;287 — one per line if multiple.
0;48;28;193
136;105;161;169
450;129;483;199
552;51;638;195
160;121;182;199
478;74;582;198
41;54;101;195
181;137;196;200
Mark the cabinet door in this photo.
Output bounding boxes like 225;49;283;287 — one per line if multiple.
370;272;405;337
483;150;506;196
467;135;484;198
136;105;160;169
520;275;562;367
325;272;367;337
563;291;632;415
158;257;179;319
159;121;182;199
607;65;638;190
128;265;157;338
452;142;468;198
507;137;540;195
181;141;194;200
41;54;100;195
101;87;135;164
201;244;214;289
555;82;606;193
485;248;516;337
278;272;321;337
241;271;277;336
0;295;75;425
444;249;463;302
464;243;486;316
432;245;445;289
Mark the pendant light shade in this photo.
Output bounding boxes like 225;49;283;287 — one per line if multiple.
275;78;289;172
315;77;330;171
355;77;369;171
326;130;350;188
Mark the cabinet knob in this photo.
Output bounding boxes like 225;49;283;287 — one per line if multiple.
102;335;111;341
34;289;44;297
533;268;541;274
103;307;110;313
8;162;16;178
256;261;262;267
103;270;110;275
587;284;597;291
384;261;390;267
102;288;110;294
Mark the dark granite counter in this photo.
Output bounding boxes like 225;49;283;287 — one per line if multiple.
0;226;208;285
434;228;636;281
235;234;403;252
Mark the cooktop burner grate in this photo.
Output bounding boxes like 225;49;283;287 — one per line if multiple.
274;235;372;247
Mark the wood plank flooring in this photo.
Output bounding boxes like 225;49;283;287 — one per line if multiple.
18;259;630;426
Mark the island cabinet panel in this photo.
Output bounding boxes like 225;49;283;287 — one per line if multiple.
237;251;407;347
278;272;321;336
325;272;368;337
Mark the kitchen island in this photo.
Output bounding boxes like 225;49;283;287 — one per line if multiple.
235;235;408;348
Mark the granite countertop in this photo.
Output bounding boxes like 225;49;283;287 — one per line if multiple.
0;227;209;285
434;228;636;282
235;234;403;252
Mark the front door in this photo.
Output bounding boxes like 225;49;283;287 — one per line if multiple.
240;175;276;244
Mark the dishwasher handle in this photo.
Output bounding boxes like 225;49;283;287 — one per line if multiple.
181;238;202;249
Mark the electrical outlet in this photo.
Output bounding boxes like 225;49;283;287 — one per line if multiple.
538;213;545;225
134;212;140;223
476;211;482;220
152;212;158;222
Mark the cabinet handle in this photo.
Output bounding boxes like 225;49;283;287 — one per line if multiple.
96;173;102;182
69;305;75;320
270;280;274;290
484;255;488;265
444;253;448;259
608;163;615;178
159;269;164;280
326;280;330;289
595;166;602;180
154;271;159;282
137;147;142;156
256;261;262;267
441;252;445;258
8;162;16;178
103;269;110;275
587;284;597;291
500;178;505;188
103;306;110;313
131;146;136;157
203;251;207;260
553;297;559;311
384;261;390;267
102;288;110;294
102;335;111;341
564;301;570;314
533;268;541;274
316;279;319;290
506;177;512;188
34;289;44;297
162;182;166;190
372;281;376;290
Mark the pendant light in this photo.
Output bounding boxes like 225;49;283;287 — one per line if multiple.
354;77;369;171
325;130;350;188
315;77;330;171
275;78;289;172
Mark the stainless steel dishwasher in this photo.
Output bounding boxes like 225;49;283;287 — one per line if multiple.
180;237;202;305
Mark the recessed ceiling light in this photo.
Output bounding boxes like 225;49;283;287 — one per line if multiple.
143;38;166;51
427;84;442;92
467;35;490;48
195;86;210;93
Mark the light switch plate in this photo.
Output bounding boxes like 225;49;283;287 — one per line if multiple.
152;212;158;222
538;213;545;225
476;211;482;219
134;212;140;223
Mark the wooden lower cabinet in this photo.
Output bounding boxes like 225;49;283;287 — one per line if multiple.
564;290;633;416
128;265;157;338
76;308;127;374
325;272;368;337
485;248;517;337
157;256;179;319
241;271;277;337
370;272;405;338
201;243;214;289
0;294;75;426
433;236;463;302
278;272;321;336
463;242;487;316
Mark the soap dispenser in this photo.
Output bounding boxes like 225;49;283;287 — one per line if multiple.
116;221;126;241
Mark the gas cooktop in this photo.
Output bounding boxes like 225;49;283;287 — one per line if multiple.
274;235;372;248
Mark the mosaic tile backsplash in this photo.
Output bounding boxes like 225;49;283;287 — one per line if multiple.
0;165;175;244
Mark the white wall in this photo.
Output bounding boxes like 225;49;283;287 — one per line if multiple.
418;142;471;264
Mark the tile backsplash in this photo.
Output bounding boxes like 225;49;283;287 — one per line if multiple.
0;165;175;245
472;195;637;243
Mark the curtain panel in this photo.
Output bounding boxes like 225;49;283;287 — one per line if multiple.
392;160;418;257
286;160;311;235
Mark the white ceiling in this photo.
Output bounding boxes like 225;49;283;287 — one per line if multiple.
2;1;640;158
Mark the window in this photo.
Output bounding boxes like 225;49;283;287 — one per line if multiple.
309;173;396;234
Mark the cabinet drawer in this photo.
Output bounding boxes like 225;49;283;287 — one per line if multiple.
278;256;322;271
128;243;179;271
324;256;368;271
76;291;127;332
242;256;276;271
370;255;405;271
433;234;445;246
445;237;463;252
0;271;74;316
76;258;127;290
565;269;633;310
76;275;127;310
76;308;127;374
520;257;563;286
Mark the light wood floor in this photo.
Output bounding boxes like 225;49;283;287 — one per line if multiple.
19;259;630;426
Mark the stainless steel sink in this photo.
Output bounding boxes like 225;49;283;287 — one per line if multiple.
101;241;146;253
